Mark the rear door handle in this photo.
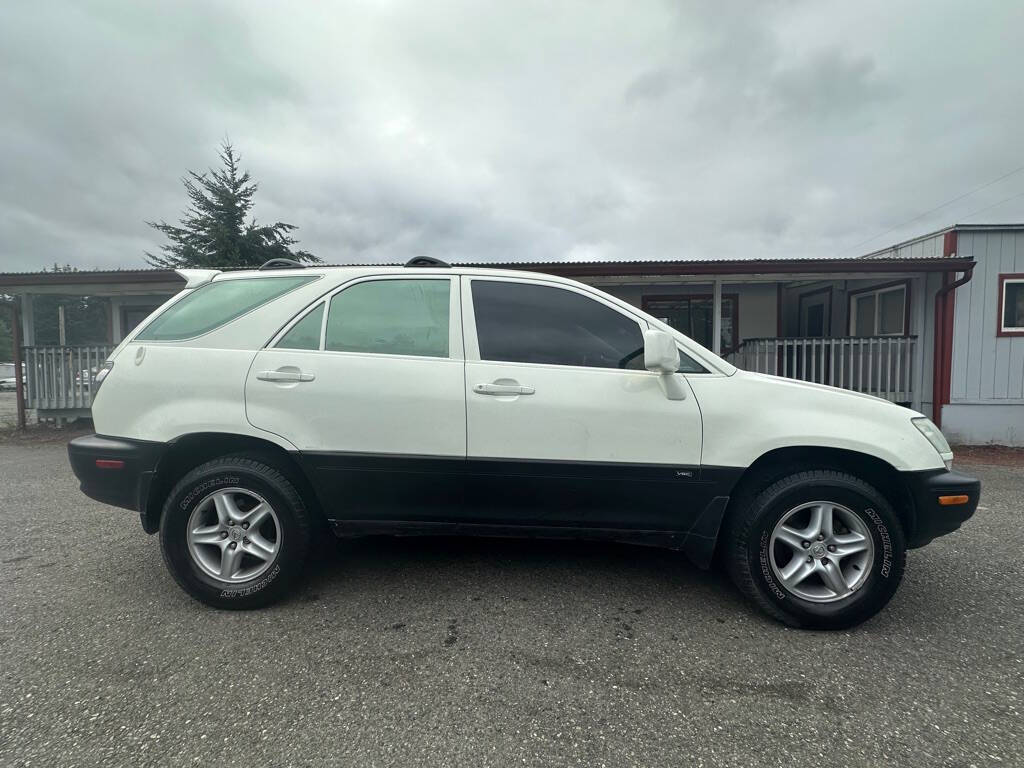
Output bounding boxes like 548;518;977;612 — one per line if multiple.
257;369;315;382
473;382;535;396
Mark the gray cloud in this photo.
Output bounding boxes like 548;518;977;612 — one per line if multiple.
1;0;1022;271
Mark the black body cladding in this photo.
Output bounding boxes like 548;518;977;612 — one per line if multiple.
68;435;980;567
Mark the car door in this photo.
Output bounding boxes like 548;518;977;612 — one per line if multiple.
461;276;707;531
245;274;467;521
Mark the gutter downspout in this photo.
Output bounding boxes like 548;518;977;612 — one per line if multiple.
932;230;974;426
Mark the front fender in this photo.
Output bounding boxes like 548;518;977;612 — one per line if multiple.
688;372;945;472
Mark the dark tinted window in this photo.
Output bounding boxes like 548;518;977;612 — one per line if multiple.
472;280;644;369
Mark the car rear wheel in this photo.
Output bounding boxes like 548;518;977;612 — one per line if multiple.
159;456;312;609
724;470;906;629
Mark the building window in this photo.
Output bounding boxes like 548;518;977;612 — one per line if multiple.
641;294;738;353
848;283;907;337
999;274;1024;336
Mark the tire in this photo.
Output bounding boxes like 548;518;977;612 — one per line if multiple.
159;456;312;609
723;470;906;630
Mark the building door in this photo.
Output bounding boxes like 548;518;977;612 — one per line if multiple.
805;304;825;337
799;289;831;337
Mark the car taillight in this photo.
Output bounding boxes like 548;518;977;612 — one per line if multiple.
94;361;113;391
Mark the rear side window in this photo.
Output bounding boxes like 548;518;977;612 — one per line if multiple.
276;303;324;350
325;279;450;357
136;276;315;341
471;280;644;369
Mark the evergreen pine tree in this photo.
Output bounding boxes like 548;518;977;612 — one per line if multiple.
145;142;319;268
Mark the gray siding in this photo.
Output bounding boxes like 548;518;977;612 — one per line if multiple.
862;232;945;260
950;230;1024;404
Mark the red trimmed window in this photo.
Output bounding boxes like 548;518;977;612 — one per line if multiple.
998;274;1024;337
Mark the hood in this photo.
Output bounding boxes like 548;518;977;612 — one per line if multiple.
735;369;924;416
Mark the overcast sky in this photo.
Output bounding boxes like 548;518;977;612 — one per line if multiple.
1;0;1023;272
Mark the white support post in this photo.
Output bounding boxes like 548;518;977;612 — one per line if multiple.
712;279;722;355
110;297;123;343
21;293;36;346
912;276;927;412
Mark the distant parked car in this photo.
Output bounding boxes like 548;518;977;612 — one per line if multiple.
0;363;24;392
74;367;101;391
68;260;980;629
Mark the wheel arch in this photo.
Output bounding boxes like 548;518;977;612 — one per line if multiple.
721;446;915;552
142;432;324;534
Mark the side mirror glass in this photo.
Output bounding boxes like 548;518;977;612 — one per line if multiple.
643;330;680;374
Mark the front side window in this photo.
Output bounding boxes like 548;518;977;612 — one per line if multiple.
136;276;315;341
1000;275;1024;335
472;280;644;369
850;284;906;337
325;279;450;357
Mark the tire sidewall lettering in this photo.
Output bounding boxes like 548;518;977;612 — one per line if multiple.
219;564;281;598
758;529;787;600
863;506;893;578
180;476;241;510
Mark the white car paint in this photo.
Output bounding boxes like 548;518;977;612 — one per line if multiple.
92;265;950;475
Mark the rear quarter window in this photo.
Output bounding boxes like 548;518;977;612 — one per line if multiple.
135;276;315;341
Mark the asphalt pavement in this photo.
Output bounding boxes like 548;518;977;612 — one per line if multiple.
0;434;1021;767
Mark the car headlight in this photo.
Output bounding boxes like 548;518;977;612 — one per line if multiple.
912;417;952;469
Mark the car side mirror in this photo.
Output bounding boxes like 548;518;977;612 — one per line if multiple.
644;329;687;401
644;330;680;373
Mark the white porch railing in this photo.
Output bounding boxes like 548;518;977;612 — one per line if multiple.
23;345;114;411
725;336;917;403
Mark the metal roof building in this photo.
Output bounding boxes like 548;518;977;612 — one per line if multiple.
2;223;1022;445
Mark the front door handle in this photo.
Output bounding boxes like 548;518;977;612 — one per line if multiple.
257;369;315;383
473;381;535;396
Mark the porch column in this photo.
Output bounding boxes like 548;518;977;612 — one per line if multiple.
110;297;123;343
712;279;722;355
911;276;926;413
20;293;35;346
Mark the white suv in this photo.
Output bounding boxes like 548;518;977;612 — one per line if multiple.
68;258;979;628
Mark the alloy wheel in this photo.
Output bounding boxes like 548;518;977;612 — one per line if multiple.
185;488;281;583
768;501;874;603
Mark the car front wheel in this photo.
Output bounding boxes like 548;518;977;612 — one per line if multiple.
724;470;906;629
159;456;312;609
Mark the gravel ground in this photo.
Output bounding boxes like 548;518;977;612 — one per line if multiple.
0;392;21;427
0;392;37;429
0;439;1021;767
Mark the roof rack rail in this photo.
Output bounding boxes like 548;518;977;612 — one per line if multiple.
405;256;450;268
258;258;306;271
